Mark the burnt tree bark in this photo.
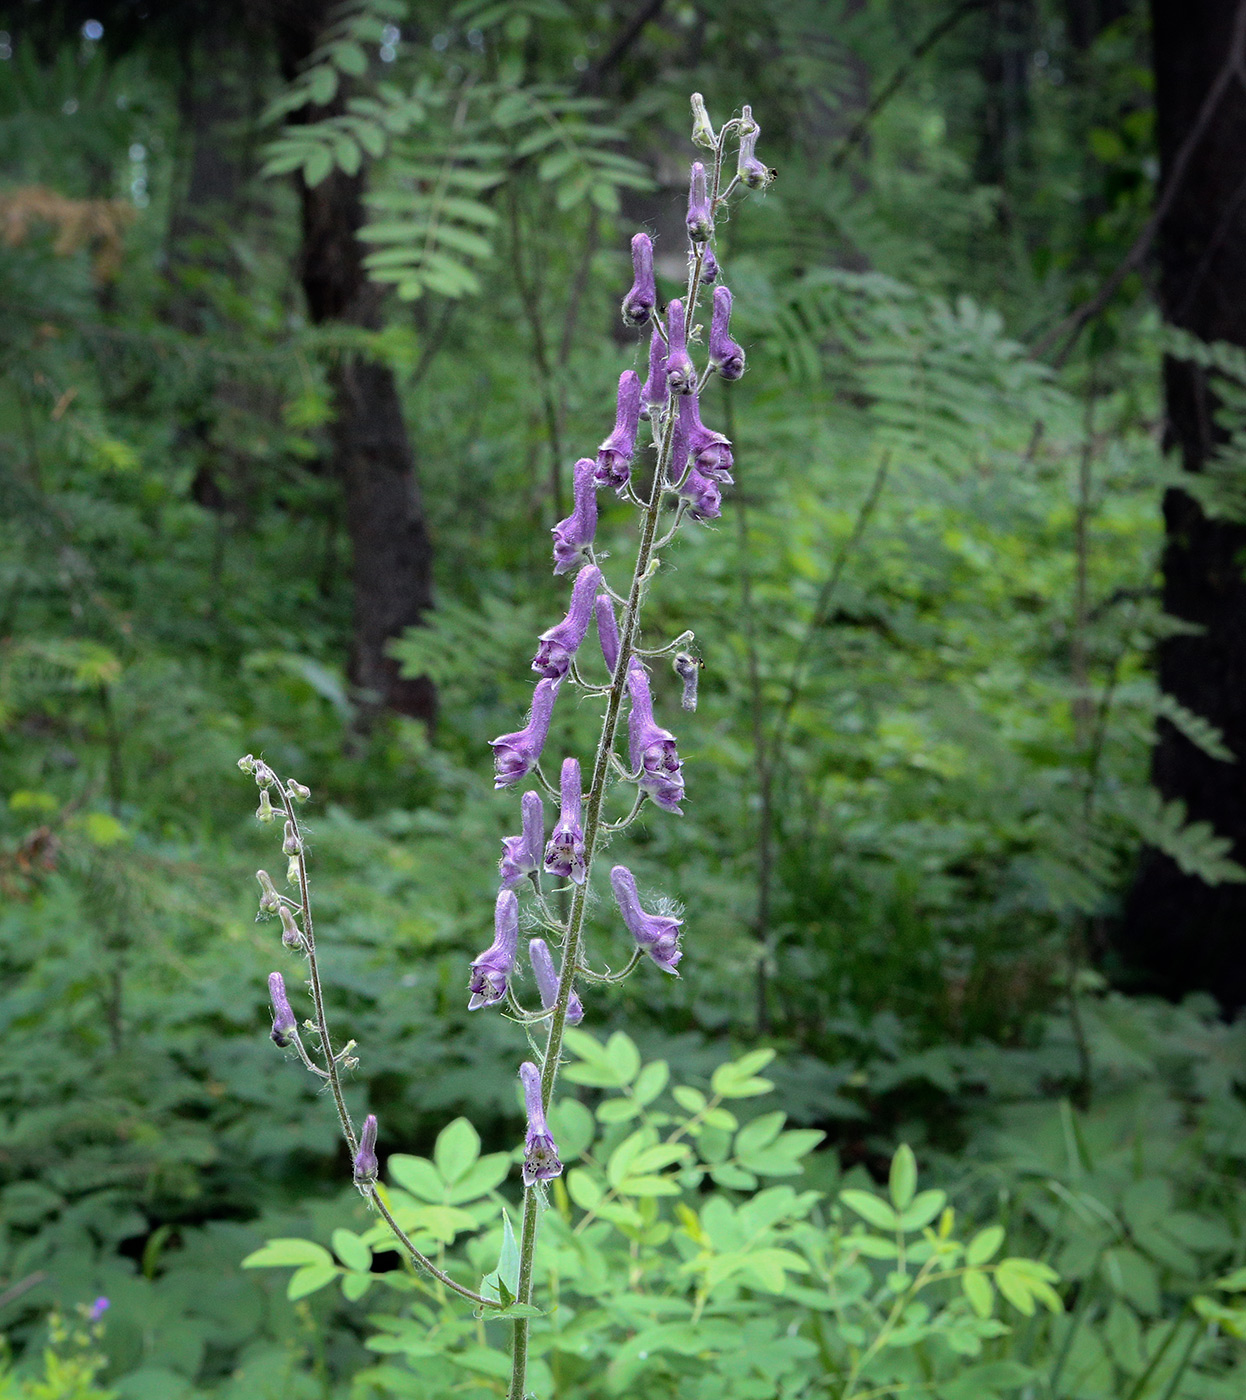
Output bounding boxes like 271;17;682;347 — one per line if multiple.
274;3;435;726
1119;0;1246;1010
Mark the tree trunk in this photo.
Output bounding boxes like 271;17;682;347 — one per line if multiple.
274;3;435;726
1119;0;1246;1010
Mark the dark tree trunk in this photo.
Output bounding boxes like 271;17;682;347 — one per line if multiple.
273;3;435;726
1119;0;1246;1010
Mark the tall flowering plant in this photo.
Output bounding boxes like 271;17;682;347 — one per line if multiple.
237;95;771;1400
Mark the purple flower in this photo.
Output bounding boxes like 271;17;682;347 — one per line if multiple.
533;564;601;679
596;592;620;674
500;789;545;888
552;458;597;575
627;659;685;813
544;757;586;884
674;652;700;712
491;679;561;789
610;865;684;975
679;465;722;523
529;938;584;1025
709;286;745;381
595;372;642;492
519;1061;563;1185
664;299;697;396
269;971;297;1047
686;161;713;243
640;325;669;422
737;106;773;189
681;390;734;483
469;889;520;1009
88;1297;110;1322
621;232;656;327
699;244;719;285
354;1114;378;1184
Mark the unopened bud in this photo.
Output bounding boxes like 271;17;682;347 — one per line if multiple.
278;904;304;950
287;779;310;803
354;1114;379;1185
686;162;713;243
282;819;301;857
674;652;701;711
253;760;277;789
690;92;715;149
237;754;256;775
256;788;276;823
737;106;774;190
256;869;281;914
286;854;301;885
269;971;296;1047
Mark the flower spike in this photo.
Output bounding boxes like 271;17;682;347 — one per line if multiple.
469;889;520;1010
610;866;684;974
545;757;587;884
529;938;584;1025
627;658;685;812
533;564;602;679
621;232;656;327
491;678;561;788
595;372;642;492
519;1062;563;1185
709;286;745;381
500;789;545;888
552;459;598;575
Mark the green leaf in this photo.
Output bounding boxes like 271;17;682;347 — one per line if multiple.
332;40;368;76
547;1098;595;1159
288;1263;339;1300
672;1086;707;1115
889;1144;917;1211
607;1129;653;1189
444;1153;510;1205
605;1031;640;1086
597;1097;641;1124
566;1168;603;1212
480;1210;520;1305
331;1229;371;1273
303;144;334;188
897;1189;947;1232
840;1190;901;1231
735;1111;786;1158
434;1118;481;1185
966;1225;1005;1266
617;1175;682;1197
711;1163;758;1190
995;1260;1036;1316
341;1271;373;1301
632;1060;669;1106
711;1049;776;1099
962;1268;994;1318
387;1154;444;1202
1217;1266;1246;1291
242;1238;334;1270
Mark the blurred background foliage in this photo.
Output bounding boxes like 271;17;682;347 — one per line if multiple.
2;0;1246;1396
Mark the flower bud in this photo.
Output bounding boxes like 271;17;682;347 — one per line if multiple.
287;779;311;803
282;819;301;857
621;232;656;327
674;652;700;712
698;244;719;285
354;1114;379;1184
500;789;545;888
253;760;277;788
544;757;586;884
286;854;301;886
686;162;713;243
256;788;276;823
737;105;774;190
269;971;297;1047
237;754;256;775
256;869;281;915
709;286;745;381
640;326;669;423
528;938;584;1024
278;904;304;950
596;593;620;675
690;92;715;149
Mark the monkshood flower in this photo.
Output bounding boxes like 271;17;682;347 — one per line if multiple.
469;889;519;1009
737;104;774;189
679;465;723;523
500;789;544;888
709;285;745;381
269;971;296;1047
519;1061;563;1185
491;678;561;789
681;390;734;483
595;372;642;492
610;865;684;974
686;161;713;242
545;757;587;884
664;299;697;395
627;658;685;812
596;592;620;674
532;564;601;679
621;232;656;327
353;1114;378;1184
699;244;719;285
551;458;597;575
529;938;584;1024
639;325;668;422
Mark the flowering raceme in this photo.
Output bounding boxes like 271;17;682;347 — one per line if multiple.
245;93;772;1400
